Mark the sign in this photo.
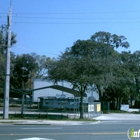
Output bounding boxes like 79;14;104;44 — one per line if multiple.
88;104;94;112
121;104;129;111
97;104;101;112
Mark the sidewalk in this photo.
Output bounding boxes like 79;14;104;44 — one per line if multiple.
0;119;100;125
1;113;140;125
1;107;140;124
95;113;140;121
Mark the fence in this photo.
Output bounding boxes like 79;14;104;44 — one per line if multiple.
0;98;101;119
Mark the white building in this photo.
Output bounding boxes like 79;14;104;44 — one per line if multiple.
32;78;99;102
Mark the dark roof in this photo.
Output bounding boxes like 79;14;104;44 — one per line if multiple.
30;85;86;97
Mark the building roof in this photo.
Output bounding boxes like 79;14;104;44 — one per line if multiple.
0;84;87;98
29;85;87;97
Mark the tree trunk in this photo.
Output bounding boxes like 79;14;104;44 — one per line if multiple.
116;95;122;110
130;96;133;108
97;85;103;102
116;97;119;110
119;95;122;110
79;92;83;119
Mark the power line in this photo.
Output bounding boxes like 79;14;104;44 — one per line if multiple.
0;11;140;25
1;17;140;24
11;21;140;24
0;10;140;15
10;16;140;20
11;11;140;15
0;14;139;24
0;13;140;20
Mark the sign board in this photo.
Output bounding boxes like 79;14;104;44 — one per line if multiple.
88;104;94;112
97;104;101;112
120;104;129;111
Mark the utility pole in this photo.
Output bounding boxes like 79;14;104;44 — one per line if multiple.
3;3;12;119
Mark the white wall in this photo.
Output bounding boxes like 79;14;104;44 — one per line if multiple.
33;79;74;102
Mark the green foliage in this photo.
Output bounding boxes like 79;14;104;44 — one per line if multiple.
47;40;100;118
11;54;38;89
47;40;98;87
0;27;138;114
91;31;130;48
0;25;17;54
0;25;16;95
47;31;139;114
31;53;53;78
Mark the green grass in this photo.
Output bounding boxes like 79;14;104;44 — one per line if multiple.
0;117;97;122
0;114;97;121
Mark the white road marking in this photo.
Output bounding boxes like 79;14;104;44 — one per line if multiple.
16;137;54;140
21;127;62;130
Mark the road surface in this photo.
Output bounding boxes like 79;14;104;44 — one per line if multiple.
0;121;140;140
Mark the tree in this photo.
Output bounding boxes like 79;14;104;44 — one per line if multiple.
0;25;16;54
47;40;101;118
103;51;137;109
31;53;53;78
90;42;119;103
125;51;140;107
90;31;130;106
11;54;38;90
47;39;119;118
0;25;16;96
91;31;130;48
47;31;133;114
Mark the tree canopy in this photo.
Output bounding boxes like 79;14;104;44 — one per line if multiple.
1;26;140;118
0;25;16;96
10;54;38;89
46;31;139;117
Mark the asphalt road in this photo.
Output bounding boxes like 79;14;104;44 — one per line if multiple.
0;121;140;140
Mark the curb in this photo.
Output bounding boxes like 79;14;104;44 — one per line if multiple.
13;123;52;125
0;120;100;125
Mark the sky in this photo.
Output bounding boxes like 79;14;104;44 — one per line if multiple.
1;0;140;58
